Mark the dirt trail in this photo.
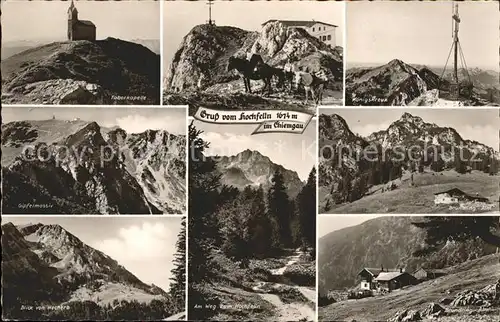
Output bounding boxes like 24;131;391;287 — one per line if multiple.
253;250;315;321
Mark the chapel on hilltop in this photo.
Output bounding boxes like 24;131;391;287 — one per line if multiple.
67;0;96;41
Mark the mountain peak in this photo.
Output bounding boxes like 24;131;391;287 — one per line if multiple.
399;112;422;122
388;58;404;66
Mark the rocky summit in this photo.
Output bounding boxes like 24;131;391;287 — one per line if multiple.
346;59;497;106
165;22;343;94
215;149;304;198
1;119;186;214
1;38;160;104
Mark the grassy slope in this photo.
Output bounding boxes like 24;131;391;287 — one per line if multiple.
319;254;500;322
322;170;499;214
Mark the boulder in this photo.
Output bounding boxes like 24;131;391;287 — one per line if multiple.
421;302;445;317
388;309;422;322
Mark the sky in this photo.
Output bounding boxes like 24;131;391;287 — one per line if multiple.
3;216;184;293
1;1;160;43
347;1;499;70
318;215;381;238
163;0;345;71
2;106;187;135
194;119;317;181
319;108;499;152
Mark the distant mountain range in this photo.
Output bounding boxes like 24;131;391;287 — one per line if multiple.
2;119;186;214
346;59;499;106
318;216;497;295
213;149;304;198
2;222;170;318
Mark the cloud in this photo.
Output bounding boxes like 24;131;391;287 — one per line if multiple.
92;222;181;291
111;115;185;134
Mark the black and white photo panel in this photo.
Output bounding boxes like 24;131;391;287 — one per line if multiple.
2;0;161;105
318;215;500;321
1;215;186;321
163;0;344;113
318;107;500;214
2;106;187;215
345;0;499;106
187;114;317;321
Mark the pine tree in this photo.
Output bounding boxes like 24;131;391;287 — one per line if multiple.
454;148;467;174
188;122;221;284
489;157;498;175
297;168;316;250
247;185;274;257
412;216;500;256
169;218;186;313
267;169;292;248
430;154;445;172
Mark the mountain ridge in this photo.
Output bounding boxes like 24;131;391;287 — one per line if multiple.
2;119;186;214
346;58;498;106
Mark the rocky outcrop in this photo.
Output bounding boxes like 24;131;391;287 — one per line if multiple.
388;309;421;322
165;22;343;93
165;25;251;92
1;38;160;104
451;284;498;307
420;303;446;318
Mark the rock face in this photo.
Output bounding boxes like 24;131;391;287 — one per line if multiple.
1;120;186;214
318;216;497;295
166;25;251;92
216;149;304;198
165;22;343;93
1;38;160;104
2;222;168;317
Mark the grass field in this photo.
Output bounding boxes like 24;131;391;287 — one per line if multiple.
319;254;500;322
321;170;499;214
